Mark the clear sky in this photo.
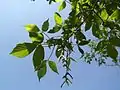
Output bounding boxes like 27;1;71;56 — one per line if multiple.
0;0;120;90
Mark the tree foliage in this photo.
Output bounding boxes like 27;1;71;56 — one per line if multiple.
10;0;120;87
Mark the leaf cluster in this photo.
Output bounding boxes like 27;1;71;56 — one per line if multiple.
10;0;120;87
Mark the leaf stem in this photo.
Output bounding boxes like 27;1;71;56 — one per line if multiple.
65;0;71;5
43;32;50;39
48;46;55;60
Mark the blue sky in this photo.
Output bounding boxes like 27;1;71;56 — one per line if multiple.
0;0;120;90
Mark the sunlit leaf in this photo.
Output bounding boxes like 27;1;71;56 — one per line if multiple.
109;9;120;20
59;1;66;11
25;24;40;32
29;32;44;43
54;12;62;25
42;19;49;31
48;61;59;74
55;0;62;2
10;43;36;58
33;45;44;69
101;9;108;20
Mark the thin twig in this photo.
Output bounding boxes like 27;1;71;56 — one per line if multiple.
43;32;50;39
65;0;71;5
48;46;55;60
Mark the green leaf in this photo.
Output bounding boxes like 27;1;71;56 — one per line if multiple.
77;45;84;55
48;61;59;74
96;40;108;51
48;25;61;33
25;24;40;32
49;0;56;4
55;0;62;2
67;57;71;67
109;38;120;47
104;21;114;29
85;22;92;31
65;42;73;51
92;23;101;38
33;45;44;69
42;19;49;31
37;61;47;81
101;9;108;20
54;12;62;25
107;44;118;59
106;3;117;15
56;47;62;58
109;9;120;20
29;32;44;43
59;1;66;12
10;43;36;58
75;31;86;41
78;40;90;46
